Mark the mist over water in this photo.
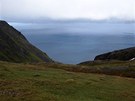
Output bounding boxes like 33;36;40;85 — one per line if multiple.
10;21;135;64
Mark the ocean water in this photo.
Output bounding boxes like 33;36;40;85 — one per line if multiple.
10;21;135;64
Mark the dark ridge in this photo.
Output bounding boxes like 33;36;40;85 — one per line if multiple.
94;47;135;61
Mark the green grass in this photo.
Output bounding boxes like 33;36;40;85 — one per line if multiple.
0;61;135;101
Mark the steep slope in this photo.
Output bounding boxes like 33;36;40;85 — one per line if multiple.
94;47;135;61
0;20;53;63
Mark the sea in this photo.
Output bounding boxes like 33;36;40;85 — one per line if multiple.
10;21;135;64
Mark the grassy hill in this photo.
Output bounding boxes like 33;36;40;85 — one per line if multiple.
0;21;53;63
0;61;135;101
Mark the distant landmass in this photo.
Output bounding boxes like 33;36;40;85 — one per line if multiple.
0;20;54;63
94;47;135;61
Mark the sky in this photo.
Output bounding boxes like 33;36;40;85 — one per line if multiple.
0;0;135;22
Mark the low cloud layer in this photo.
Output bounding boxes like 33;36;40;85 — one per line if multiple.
1;0;135;22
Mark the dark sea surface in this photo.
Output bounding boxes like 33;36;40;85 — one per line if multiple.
10;21;135;64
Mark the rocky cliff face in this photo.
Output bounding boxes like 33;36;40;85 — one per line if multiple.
94;47;135;61
0;20;54;63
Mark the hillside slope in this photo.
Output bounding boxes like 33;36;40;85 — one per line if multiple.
0;20;53;63
94;47;135;61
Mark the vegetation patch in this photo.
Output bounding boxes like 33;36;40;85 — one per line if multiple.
0;61;135;101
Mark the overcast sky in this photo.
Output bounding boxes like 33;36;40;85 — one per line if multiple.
0;0;135;22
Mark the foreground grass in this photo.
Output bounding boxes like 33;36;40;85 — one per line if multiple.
0;61;135;101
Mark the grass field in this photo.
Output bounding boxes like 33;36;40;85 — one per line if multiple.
0;61;135;101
